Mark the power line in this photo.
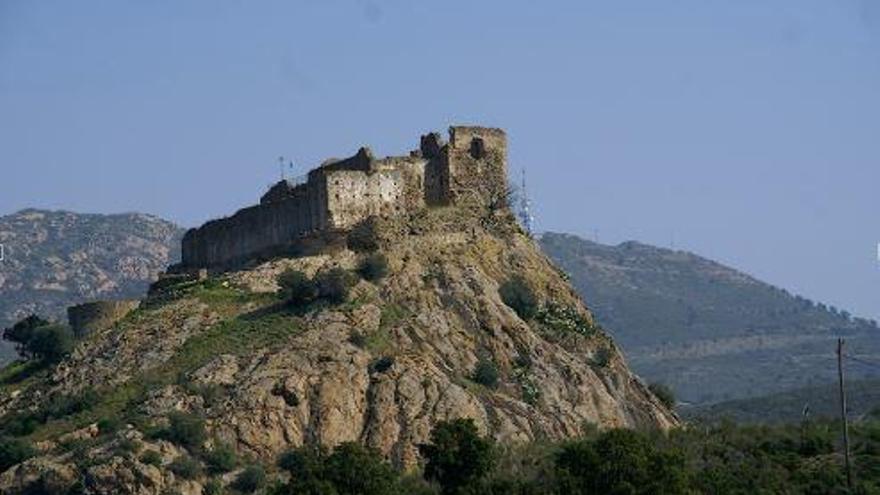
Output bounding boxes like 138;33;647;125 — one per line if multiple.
845;355;880;371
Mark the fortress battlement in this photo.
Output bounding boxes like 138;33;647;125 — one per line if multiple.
180;125;508;269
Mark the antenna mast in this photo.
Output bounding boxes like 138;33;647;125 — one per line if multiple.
278;156;286;182
518;168;535;236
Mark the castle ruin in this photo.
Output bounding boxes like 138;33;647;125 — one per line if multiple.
181;126;508;269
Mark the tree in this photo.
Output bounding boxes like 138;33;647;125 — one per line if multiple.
26;324;73;363
420;419;495;495
323;442;397;495
555;429;688;495
2;315;50;359
275;443;397;495
0;437;35;471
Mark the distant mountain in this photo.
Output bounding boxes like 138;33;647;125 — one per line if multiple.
681;378;880;424
0;209;184;361
539;232;880;405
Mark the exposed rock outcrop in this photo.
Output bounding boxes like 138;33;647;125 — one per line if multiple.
0;205;675;493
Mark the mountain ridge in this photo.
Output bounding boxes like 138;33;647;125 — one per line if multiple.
539;232;880;404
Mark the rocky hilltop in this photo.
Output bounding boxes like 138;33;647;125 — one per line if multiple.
540;232;880;404
0;207;674;493
0;209;183;362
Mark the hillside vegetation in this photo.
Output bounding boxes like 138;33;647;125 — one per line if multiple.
0;209;183;362
539;233;880;404
0;206;673;493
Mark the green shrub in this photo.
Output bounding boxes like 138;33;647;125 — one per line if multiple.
0;436;35;471
358;253;389;281
520;376;541;405
347;221;380;252
204;442;238;474
233;464;266;493
535;303;596;337
419;418;496;495
203;479;223;495
97;416;123;435
277;269;318;306
163;412;206;450
276;443;398;495
473;358;500;389
316;268;357;304
114;437;140;455
648;382;676;409
140;450;163;467
169;454;202;479
499;276;538;320
593;346;613;368
369;356;395;374
323;442;398;495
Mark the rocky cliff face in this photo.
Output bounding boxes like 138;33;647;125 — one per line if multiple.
0;209;183;361
0;208;674;494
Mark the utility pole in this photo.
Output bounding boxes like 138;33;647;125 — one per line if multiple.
837;338;853;490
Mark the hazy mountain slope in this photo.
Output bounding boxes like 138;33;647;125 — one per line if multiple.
0;208;674;493
0;209;184;361
682;378;880;424
539;232;880;404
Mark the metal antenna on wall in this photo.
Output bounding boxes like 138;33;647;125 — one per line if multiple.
518;168;535;236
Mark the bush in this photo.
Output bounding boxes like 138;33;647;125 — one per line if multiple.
140;450;163;467
472;358;500;389
97;416;123;435
535;303;596;337
26;324;74;363
555;429;688;495
203;479;223;495
593;346;613;368
169;454;202;479
276;443;398;495
204;442;238;473
648;382;676;409
277;269;318;306
347;221;380;252
316;268;357;304
419;418;495;495
369;356;395;374
358;253;389;281
499;276;538;320
0;436;35;471
164;412;206;450
323;443;398;495
233;464;266;493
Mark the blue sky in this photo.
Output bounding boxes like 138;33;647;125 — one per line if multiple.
1;1;878;320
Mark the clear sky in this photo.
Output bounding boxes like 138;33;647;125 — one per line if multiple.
1;1;878;320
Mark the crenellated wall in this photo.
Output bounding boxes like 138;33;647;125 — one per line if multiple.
180;125;507;269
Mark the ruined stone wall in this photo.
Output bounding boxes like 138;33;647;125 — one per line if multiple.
67;300;140;338
323;157;425;229
445;126;508;206
181;182;326;268
180;126;507;269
